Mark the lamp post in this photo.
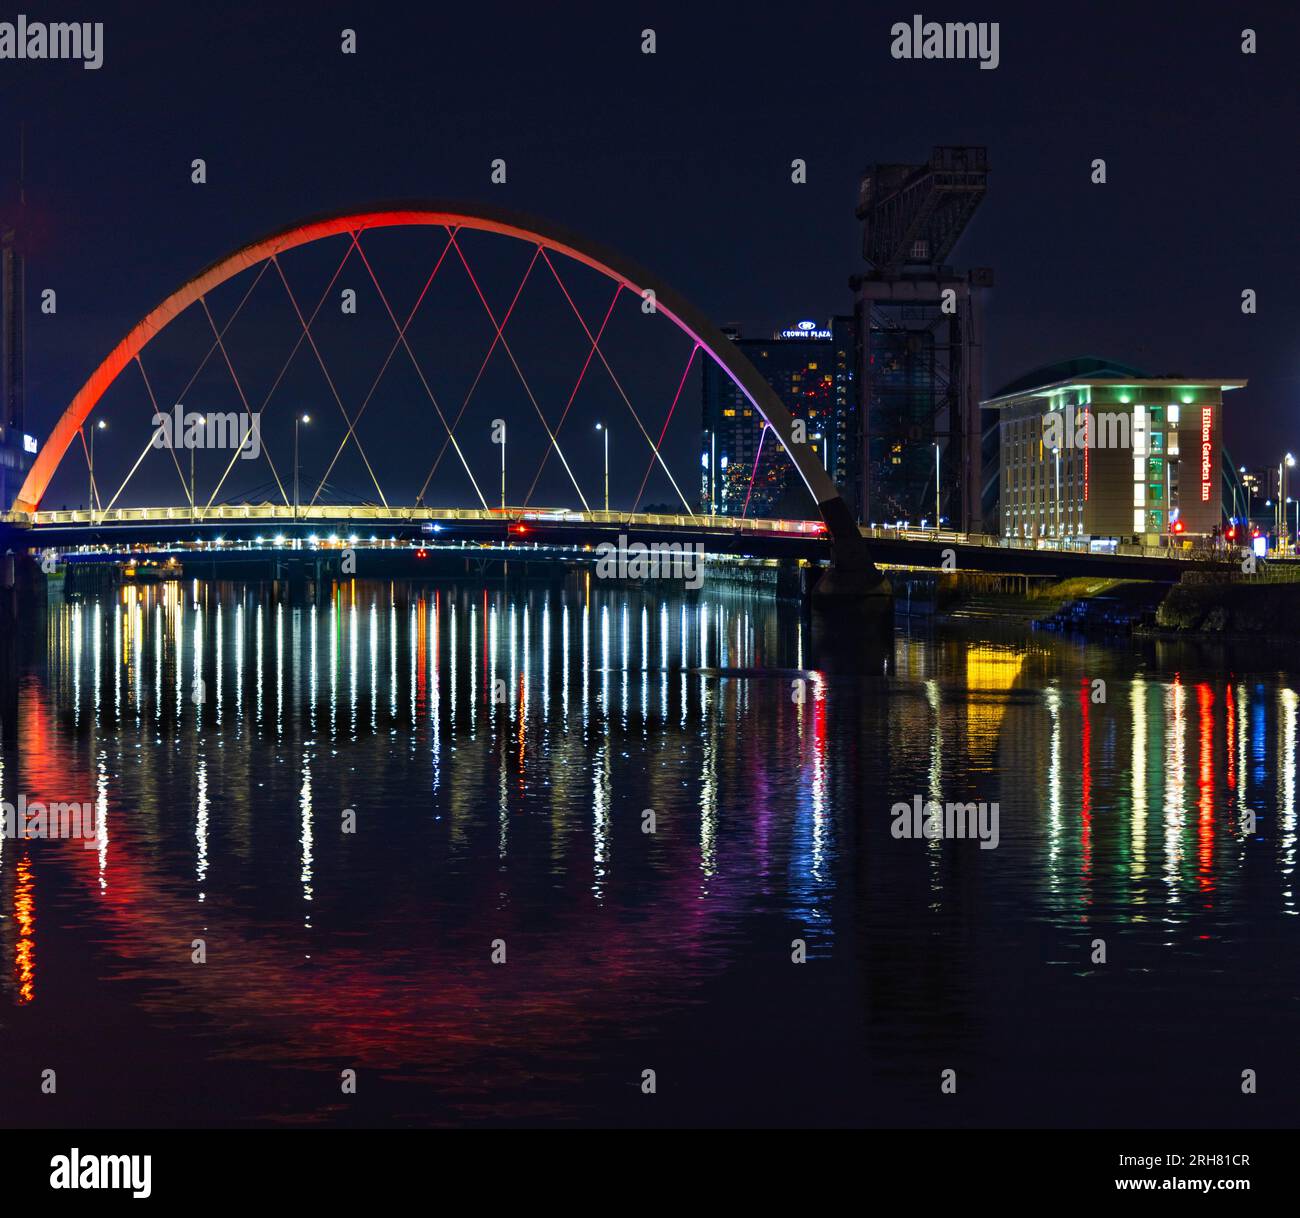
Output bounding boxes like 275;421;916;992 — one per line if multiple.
933;442;941;533
710;431;716;515
596;422;609;513
87;418;106;518
1279;462;1286;546
294;413;311;522
1287;455;1296;552
1053;445;1061;539
189;416;204;523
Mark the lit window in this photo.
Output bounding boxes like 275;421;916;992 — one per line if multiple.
1134;458;1145;481
1133;509;1145;533
1168;434;1180;455
1168;404;1181;426
1133;483;1146;507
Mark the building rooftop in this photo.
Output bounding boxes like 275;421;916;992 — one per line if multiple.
982;357;1246;407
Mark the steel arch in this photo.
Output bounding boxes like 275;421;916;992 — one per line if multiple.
15;202;873;573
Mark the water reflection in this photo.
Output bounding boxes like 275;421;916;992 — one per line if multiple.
1;579;1299;1125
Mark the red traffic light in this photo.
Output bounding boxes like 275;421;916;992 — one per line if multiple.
1172;520;1185;533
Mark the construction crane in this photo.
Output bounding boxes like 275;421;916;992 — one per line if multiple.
850;146;992;532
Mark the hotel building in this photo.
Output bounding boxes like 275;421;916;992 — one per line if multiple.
982;359;1246;543
701;318;854;518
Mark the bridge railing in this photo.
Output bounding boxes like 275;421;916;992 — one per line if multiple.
860;524;1214;562
3;503;832;536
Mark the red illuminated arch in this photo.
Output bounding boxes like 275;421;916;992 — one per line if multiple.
16;202;872;572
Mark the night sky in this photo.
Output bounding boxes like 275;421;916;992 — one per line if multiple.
4;1;1299;504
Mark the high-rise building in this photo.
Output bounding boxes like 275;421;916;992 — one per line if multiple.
701;317;854;518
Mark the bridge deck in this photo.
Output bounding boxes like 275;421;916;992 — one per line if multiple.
0;505;1254;583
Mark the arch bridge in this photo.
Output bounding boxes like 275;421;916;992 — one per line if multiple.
5;202;888;602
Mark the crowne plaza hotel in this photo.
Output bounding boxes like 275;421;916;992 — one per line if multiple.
983;359;1246;544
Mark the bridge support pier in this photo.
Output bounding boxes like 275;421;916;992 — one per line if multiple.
808;567;895;670
809;564;893;614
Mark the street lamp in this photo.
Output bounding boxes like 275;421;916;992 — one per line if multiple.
933;442;940;533
595;421;609;513
1282;454;1296;552
709;430;716;515
189;416;204;522
87;418;107;517
1052;445;1061;540
294;413;311;522
1288;456;1296;551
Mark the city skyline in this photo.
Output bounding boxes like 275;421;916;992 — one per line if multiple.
2;1;1296;492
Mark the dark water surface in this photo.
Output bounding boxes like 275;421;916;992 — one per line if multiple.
2;578;1298;1127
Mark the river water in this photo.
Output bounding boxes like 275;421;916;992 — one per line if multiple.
1;578;1297;1127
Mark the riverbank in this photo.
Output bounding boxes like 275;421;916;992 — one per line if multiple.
923;567;1300;641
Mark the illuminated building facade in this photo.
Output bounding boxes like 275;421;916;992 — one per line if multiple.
700;317;854;518
983;360;1246;542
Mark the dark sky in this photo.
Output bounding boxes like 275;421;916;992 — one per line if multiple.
4;0;1299;506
